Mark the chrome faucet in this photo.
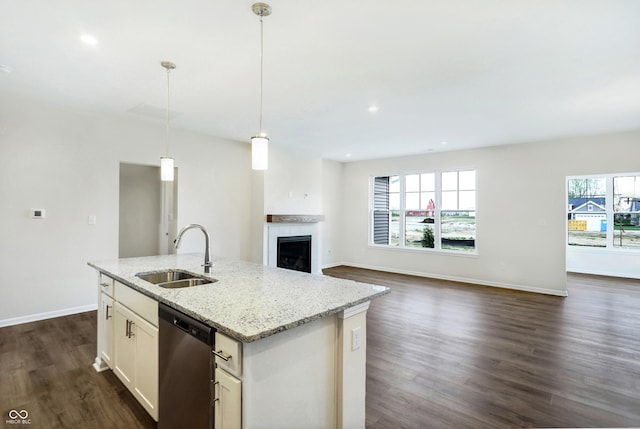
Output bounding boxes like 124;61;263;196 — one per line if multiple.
174;224;213;273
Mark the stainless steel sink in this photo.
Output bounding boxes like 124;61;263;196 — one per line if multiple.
158;278;213;289
135;270;216;289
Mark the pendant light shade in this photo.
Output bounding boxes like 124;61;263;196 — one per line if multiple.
160;157;174;181
251;3;271;171
251;136;269;170
161;61;176;182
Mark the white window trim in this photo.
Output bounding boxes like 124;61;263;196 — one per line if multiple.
369;169;477;254
566;172;640;251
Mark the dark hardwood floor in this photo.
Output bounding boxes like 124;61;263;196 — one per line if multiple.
324;266;640;429
0;311;156;429
1;268;639;428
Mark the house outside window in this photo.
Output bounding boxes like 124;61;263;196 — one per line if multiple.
371;169;476;252
567;174;640;249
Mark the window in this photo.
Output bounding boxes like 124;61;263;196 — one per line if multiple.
567;174;640;249
567;177;606;247
405;173;435;248
441;170;476;251
371;170;476;252
613;175;640;248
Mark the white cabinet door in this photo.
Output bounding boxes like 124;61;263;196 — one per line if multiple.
113;301;159;421
100;293;115;368
133;312;158;421
215;368;242;429
113;302;136;388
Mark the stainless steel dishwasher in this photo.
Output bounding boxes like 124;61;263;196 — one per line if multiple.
159;303;214;429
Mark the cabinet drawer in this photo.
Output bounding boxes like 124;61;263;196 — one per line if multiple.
99;273;114;297
114;281;158;327
214;332;242;377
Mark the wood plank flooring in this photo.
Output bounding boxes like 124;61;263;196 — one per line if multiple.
324;266;640;429
1;269;639;428
0;311;156;429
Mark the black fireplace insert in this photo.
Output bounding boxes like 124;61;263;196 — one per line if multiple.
277;235;312;273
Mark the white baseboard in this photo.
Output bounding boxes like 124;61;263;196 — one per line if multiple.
0;304;98;328
567;268;640;280
321;261;343;270
329;261;569;297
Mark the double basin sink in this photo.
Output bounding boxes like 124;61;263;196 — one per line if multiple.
136;270;216;289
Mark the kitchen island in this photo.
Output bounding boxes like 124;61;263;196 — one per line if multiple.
89;254;389;429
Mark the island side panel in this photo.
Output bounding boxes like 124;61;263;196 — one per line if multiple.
242;315;337;429
337;303;369;429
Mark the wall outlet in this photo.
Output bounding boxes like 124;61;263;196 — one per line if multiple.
351;327;361;351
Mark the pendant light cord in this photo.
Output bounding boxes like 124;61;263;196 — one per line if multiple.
258;15;265;135
166;66;171;157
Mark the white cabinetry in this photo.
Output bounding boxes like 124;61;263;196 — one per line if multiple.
111;281;159;422
113;301;158;420
94;274;114;372
100;293;115;367
214;367;242;429
113;303;136;384
214;332;242;429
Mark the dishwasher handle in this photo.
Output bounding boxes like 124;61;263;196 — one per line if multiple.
158;303;214;345
173;316;191;333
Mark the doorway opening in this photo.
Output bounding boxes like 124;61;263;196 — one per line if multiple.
119;163;178;258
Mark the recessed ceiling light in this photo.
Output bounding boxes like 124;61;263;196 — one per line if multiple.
440;141;448;145
0;64;12;74
80;34;98;46
345;153;352;158
368;105;379;113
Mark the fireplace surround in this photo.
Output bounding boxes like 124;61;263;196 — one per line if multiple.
265;214;323;274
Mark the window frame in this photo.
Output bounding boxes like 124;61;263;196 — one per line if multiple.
369;169;477;255
566;172;640;251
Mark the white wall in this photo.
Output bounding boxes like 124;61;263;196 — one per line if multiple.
321;159;344;267
339;129;640;296
252;144;325;265
0;92;251;326
263;144;323;215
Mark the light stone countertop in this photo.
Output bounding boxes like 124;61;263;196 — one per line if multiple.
88;254;390;343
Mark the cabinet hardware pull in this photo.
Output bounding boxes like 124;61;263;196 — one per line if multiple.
213;381;220;403
128;321;135;338
101;282;109;288
213;350;232;361
105;305;111;320
125;320;130;337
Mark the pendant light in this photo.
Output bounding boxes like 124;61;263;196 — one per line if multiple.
160;61;176;181
251;3;271;170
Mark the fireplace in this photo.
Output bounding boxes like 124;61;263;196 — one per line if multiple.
265;216;322;274
277;235;312;273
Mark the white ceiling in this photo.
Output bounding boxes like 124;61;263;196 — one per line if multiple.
1;1;639;161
